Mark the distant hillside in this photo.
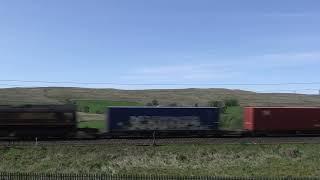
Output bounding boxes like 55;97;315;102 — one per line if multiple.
1;87;320;106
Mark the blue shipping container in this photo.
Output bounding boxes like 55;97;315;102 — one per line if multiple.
107;107;220;132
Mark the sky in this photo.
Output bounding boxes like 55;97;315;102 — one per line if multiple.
0;0;320;93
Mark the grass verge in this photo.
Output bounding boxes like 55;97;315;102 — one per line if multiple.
0;144;319;177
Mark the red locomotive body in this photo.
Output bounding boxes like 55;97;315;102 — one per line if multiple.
244;107;320;134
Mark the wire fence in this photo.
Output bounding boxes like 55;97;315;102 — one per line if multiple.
0;172;318;180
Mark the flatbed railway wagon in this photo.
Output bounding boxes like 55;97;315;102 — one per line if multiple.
0;105;77;138
244;107;320;136
106;107;221;137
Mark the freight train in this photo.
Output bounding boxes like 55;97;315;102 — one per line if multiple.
1;105;320;139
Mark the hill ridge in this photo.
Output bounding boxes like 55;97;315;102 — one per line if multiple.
0;87;320;106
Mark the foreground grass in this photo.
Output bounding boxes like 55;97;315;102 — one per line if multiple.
0;144;319;177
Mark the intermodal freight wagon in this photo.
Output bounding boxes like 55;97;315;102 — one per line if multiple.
107;107;220;136
244;107;320;135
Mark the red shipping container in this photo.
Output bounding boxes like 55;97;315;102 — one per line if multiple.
244;107;320;132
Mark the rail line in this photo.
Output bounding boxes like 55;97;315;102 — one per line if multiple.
1;136;320;146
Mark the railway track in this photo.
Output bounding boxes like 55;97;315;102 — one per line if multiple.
1;136;320;146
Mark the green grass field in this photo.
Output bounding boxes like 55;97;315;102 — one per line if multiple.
77;112;106;130
78;120;106;130
73;100;143;114
220;106;243;130
1;144;320;177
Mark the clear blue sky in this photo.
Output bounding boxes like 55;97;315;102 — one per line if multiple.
0;0;320;93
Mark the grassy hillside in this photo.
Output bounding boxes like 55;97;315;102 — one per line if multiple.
1;87;320;106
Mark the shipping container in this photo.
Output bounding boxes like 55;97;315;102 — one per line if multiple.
244;107;320;133
0;105;77;137
107;107;220;134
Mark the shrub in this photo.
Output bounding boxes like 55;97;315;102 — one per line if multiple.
208;100;226;113
208;100;224;107
152;99;159;106
168;102;178;107
146;102;153;106
95;110;103;114
224;98;239;107
146;99;160;106
83;106;90;113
